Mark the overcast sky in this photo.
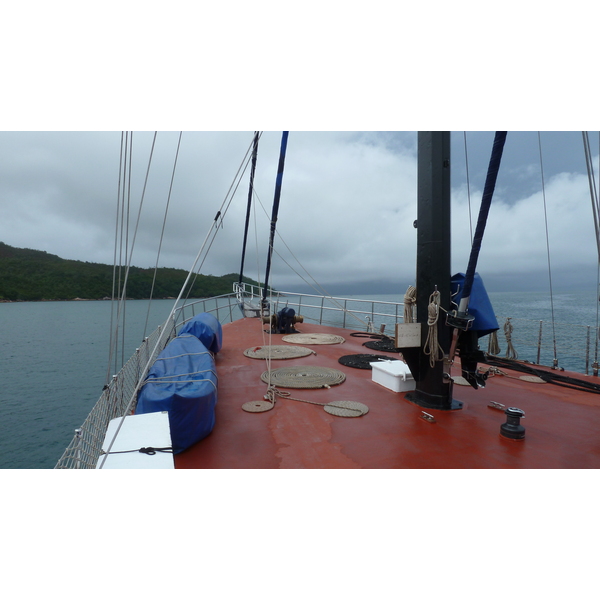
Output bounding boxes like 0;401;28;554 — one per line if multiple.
1;130;599;295
3;3;600;297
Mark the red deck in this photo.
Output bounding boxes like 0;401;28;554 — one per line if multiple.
174;318;600;468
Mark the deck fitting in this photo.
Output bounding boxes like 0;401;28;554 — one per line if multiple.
500;407;526;440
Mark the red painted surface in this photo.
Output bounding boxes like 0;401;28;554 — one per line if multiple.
174;318;600;469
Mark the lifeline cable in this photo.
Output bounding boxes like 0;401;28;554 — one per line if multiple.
485;355;600;395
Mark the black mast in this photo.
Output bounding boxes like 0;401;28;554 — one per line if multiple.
403;132;462;410
262;131;289;307
238;131;260;286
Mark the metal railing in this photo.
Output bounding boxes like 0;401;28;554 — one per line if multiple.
234;282;407;333
487;316;600;375
55;318;177;468
55;294;242;469
56;283;600;468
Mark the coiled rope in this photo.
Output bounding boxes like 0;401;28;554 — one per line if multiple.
404;285;416;323
244;345;315;359
503;318;518;359
260;366;346;388
256;385;367;416
423;290;444;367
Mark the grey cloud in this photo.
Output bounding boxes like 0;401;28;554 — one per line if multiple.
1;131;599;295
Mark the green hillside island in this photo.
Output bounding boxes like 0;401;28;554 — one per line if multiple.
0;242;262;302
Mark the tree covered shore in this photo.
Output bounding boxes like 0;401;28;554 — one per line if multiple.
0;242;259;302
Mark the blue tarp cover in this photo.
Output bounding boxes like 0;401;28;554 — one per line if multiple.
451;272;499;337
178;312;223;354
135;333;218;453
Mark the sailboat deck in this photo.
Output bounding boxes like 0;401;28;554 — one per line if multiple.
174;317;600;468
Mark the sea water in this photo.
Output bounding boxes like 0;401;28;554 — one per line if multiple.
2;290;600;469
0;299;180;469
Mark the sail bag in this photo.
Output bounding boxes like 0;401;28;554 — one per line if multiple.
451;272;499;337
178;312;223;354
135;333;218;453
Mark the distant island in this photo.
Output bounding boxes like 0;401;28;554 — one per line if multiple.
0;242;261;302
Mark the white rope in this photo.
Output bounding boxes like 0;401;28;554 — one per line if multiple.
403;285;416;323
423;290;444;368
503;318;518;359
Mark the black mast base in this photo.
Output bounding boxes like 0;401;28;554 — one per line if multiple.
405;390;463;411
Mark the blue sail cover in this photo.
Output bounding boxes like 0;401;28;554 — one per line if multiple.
178;312;223;354
451;272;499;337
135;333;218;453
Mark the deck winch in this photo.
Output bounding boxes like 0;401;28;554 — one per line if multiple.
500;407;526;440
262;307;304;334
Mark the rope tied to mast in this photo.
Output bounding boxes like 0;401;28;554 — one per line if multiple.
404;285;416;323
423;290;444;367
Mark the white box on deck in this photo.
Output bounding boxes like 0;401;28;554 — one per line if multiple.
96;411;174;469
371;360;416;393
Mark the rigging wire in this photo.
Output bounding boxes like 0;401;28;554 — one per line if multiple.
120;133;133;370
119;131;158;329
106;132;158;381
582;131;600;369
583;132;600;256
106;132;127;386
99;137;262;468
538;132;558;368
250;186;371;329
239;131;261;286
182;135;257;303
143;131;182;339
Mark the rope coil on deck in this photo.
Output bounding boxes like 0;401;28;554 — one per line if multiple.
338;354;399;369
244;383;368;417
260;366;346;388
243;345;315;359
363;339;401;353
282;333;345;345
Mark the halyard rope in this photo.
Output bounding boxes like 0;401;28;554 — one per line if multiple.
503;318;518;359
404;285;416;323
423;290;444;367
